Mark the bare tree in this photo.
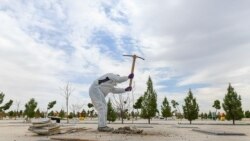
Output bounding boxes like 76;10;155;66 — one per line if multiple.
15;100;21;120
60;82;74;124
112;82;134;124
112;94;130;124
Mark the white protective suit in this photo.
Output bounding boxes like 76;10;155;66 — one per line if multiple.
89;73;129;127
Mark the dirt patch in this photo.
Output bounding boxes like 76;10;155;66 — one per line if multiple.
112;126;143;134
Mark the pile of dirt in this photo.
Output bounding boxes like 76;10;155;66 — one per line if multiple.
112;126;143;134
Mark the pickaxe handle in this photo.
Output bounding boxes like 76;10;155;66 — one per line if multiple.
123;54;144;88
129;56;136;87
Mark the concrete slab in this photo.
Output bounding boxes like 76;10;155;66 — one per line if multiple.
192;128;246;136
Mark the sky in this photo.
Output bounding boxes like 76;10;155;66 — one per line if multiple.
0;0;250;114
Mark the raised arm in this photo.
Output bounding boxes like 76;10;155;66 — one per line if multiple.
108;73;128;83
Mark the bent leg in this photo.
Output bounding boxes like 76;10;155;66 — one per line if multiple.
89;85;107;127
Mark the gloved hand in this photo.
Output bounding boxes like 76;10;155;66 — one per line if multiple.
128;73;134;79
125;86;132;91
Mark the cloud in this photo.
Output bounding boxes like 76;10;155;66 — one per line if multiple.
121;0;250;112
0;0;250;113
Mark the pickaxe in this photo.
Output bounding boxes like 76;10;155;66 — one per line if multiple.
123;54;145;87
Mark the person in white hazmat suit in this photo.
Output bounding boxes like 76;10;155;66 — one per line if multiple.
89;73;134;132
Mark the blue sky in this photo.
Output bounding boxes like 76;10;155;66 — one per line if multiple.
0;0;250;113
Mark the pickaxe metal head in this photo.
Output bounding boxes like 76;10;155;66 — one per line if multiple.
123;54;145;87
123;54;145;60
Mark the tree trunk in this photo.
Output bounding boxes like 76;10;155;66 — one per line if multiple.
215;109;217;120
233;119;235;125
66;100;69;124
189;120;192;124
121;110;124;124
148;118;150;124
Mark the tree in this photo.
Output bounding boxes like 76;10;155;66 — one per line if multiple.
60;82;74;123
80;109;87;117
182;89;199;124
19;110;23;118
59;109;65;119
47;101;56;117
107;98;117;123
171;100;179;110
48;101;56;110
14;100;21;119
133;96;143;120
112;93;131;124
87;103;94;119
48;111;54;117
161;97;172;119
245;110;250;118
140;76;157;124
222;83;244;125
171;100;182;119
24;98;37;119
212;100;221;120
217;112;221;120
35;109;41;118
0;92;13;119
204;113;208;119
68;112;74;119
200;112;204;120
8;111;14;119
208;111;212;119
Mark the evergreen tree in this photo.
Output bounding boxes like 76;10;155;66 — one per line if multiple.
8;111;14;119
81;109;87;117
47;100;56;117
59;109;65;119
182;89;199;124
200;112;204;120
245;110;250;118
48;110;54;117
133;96;143;120
107;99;117;123
204;113;208;119
68;112;73;119
19;110;23;118
0;92;13;115
141;76;157;124
35;109;41;118
222;83;244;125
208;111;212;119
47;101;56;110
212;100;221;120
161;97;172;118
24;98;37;119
